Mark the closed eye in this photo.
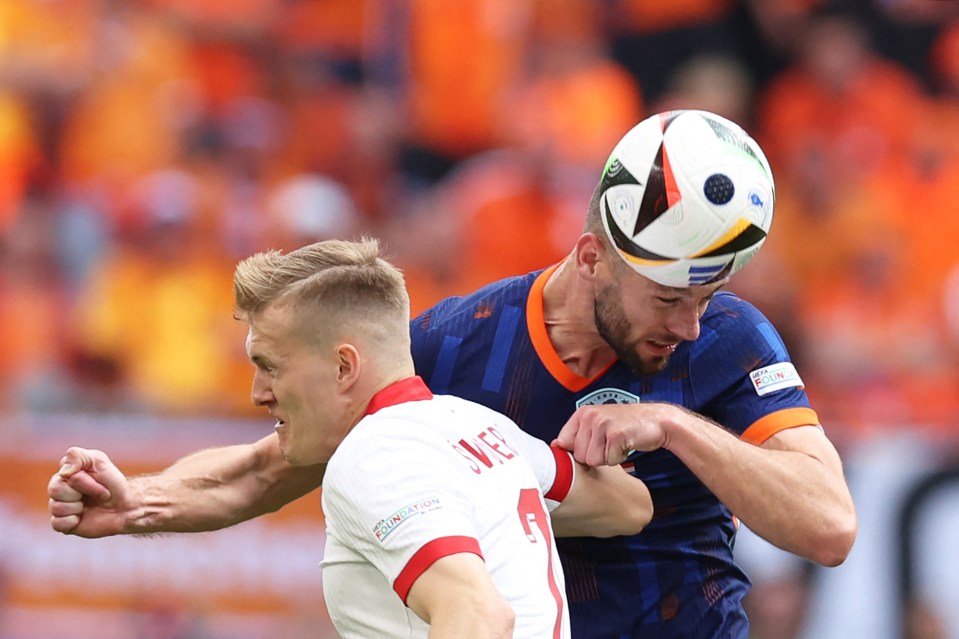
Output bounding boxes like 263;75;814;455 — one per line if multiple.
251;355;277;376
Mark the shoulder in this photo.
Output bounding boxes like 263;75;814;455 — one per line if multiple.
409;271;543;385
697;291;789;356
686;292;809;418
687;291;797;388
410;270;542;338
701;291;770;330
326;413;440;484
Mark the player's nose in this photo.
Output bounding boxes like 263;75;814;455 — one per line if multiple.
666;306;701;342
250;371;275;407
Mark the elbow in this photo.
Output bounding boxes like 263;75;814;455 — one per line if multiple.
476;597;515;636
632;491;655;534
624;504;655;537
619;490;656;537
598;501;654;538
496;602;516;637
468;590;515;636
614;484;655;537
813;539;854;568
809;511;858;567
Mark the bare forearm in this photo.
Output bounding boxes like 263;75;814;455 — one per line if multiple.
552;465;653;538
663;409;856;565
124;435;324;534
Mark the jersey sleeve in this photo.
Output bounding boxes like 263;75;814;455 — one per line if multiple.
487;413;574;511
690;294;819;443
323;423;484;603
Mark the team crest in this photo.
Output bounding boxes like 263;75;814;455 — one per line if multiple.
576;388;640;408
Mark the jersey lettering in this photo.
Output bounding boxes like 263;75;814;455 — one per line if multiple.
517;488;564;639
449;440;483;474
485;426;520;457
458;427;518;471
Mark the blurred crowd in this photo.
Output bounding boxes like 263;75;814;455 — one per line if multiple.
1;0;958;435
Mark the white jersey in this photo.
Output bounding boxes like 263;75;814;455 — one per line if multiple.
321;376;574;639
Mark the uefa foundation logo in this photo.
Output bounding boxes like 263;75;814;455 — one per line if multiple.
576;388;640;408
373;496;443;542
749;362;803;396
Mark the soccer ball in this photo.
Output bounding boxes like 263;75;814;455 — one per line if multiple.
600;110;775;288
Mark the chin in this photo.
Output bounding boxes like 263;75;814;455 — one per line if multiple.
285;448;329;467
279;443;305;466
641;355;670;375
284;451;308;467
617;348;670;376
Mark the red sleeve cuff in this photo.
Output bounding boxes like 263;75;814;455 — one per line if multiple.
545;445;573;502
393;535;483;603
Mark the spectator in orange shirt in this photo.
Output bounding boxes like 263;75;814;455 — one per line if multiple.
70;169;253;416
756;10;927;180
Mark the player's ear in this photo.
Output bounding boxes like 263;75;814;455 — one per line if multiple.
335;344;361;389
574;233;605;279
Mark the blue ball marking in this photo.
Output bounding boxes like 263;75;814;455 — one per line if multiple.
703;174;735;205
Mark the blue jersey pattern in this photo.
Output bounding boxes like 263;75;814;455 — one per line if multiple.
409;268;816;639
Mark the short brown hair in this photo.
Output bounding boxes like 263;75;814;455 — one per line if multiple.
585;180;604;235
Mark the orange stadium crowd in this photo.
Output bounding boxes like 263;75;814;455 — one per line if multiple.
1;0;958;437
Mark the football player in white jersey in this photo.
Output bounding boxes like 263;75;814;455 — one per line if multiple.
52;238;652;639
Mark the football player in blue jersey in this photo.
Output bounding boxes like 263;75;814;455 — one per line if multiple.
404;189;856;637
49;111;856;638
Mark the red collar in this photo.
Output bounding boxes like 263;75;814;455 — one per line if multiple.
364;376;434;416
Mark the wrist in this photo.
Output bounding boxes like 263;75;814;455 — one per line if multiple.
658;403;695;453
123;477;165;535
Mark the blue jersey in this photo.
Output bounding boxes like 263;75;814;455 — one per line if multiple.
409;266;819;639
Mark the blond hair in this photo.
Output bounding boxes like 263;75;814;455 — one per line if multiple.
233;237;410;346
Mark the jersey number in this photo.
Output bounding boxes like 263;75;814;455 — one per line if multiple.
517;488;565;639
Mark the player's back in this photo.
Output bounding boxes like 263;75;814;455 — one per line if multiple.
322;383;570;638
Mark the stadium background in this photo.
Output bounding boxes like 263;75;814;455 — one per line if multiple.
0;0;958;637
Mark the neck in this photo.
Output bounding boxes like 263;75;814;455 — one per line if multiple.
350;361;417;426
542;258;617;379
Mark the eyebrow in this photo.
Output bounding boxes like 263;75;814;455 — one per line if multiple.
249;354;273;367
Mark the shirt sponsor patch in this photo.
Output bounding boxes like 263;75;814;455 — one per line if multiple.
750;362;803;396
373;496;442;543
